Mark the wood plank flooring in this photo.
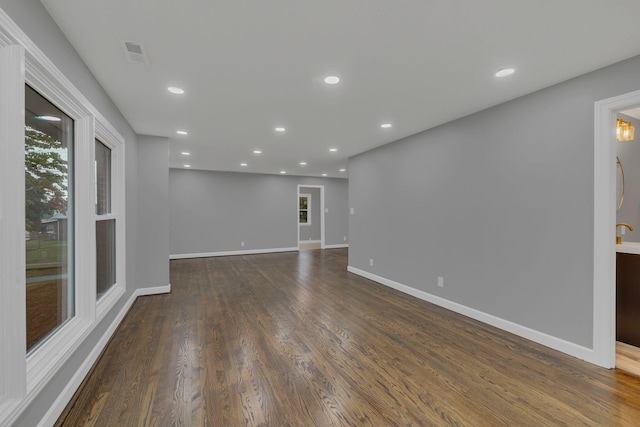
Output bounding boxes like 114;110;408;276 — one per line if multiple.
617;341;640;378
57;249;640;426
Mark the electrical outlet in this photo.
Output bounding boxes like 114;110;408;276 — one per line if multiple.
350;208;354;215
370;258;374;266
622;227;626;235
325;208;329;213
241;241;245;247
438;276;444;288
343;236;347;241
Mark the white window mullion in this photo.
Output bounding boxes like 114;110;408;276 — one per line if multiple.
76;116;96;320
0;44;27;402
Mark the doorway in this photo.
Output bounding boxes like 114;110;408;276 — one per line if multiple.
593;89;640;369
297;185;325;250
613;105;640;375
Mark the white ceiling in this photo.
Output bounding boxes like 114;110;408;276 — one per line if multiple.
42;0;640;178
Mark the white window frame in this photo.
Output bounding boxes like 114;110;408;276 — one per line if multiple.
94;122;126;318
0;8;126;425
299;193;311;226
0;42;27;418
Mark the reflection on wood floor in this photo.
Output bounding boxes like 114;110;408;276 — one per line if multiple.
57;249;640;426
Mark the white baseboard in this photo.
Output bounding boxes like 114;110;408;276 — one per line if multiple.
324;244;349;249
37;285;171;427
299;240;321;244
170;247;298;260
347;266;597;365
137;284;171;296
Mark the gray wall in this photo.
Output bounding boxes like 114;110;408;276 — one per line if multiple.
299;187;321;241
349;54;640;350
0;1;167;425
616;113;640;241
170;169;348;255
137;135;170;287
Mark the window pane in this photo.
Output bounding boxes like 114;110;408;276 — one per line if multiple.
95;140;111;215
25;84;74;353
96;219;116;299
299;211;308;224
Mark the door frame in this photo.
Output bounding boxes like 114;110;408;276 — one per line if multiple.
593;88;640;368
297;185;325;249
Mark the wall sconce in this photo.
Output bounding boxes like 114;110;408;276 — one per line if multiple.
617;118;635;142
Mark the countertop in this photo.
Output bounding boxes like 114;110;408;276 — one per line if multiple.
616;241;640;255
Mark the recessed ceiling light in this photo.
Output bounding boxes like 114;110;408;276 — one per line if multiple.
300;162;307;166
329;148;338;152
275;127;286;132
184;164;191;168
340;168;346;172
280;170;287;174
35;115;61;121
381;123;392;128
176;130;188;135
253;150;262;154
495;68;515;78
167;86;185;94
322;173;328;177
324;76;340;85
181;152;190;156
240;162;248;167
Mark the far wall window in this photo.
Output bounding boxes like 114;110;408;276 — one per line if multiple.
299;194;311;226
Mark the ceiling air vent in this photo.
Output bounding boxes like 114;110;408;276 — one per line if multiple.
120;40;149;65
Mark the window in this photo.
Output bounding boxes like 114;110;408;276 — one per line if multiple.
0;10;126;424
95;140;111;215
95;219;116;298
25;85;75;354
95;140;116;299
299;194;311;225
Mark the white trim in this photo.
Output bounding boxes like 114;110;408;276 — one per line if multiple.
96;283;125;320
76;116;96;321
297;185;325;249
593;89;640;368
95;213;117;221
347;266;597;364
170;247;298;260
0;44;27;408
26;319;90;394
299;240;321;244
36;285;170;427
137;284;172;296
324;244;349;249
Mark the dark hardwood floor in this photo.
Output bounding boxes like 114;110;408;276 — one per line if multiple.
57;249;640;426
